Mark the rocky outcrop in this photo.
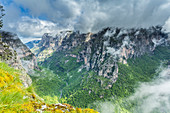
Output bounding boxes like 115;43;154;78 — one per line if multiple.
0;40;21;69
0;31;39;87
0;31;38;73
31;31;74;61
76;26;169;84
0;40;32;87
32;26;170;87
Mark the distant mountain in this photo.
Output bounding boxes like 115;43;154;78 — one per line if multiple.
25;40;40;49
32;26;169;80
30;26;170;108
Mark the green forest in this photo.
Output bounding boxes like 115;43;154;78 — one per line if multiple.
31;46;170;112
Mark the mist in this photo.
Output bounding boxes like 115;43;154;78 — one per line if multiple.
95;67;170;113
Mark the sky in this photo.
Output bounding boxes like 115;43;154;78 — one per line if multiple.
0;0;170;43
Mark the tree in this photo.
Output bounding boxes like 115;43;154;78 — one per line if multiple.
0;4;5;29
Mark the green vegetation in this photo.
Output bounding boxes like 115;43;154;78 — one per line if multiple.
69;46;168;107
31;50;85;103
30;67;64;97
0;4;98;112
0;62;98;112
32;46;169;110
41;51;83;80
0;61;38;112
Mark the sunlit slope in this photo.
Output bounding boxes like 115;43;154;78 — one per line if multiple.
0;62;36;112
0;62;98;113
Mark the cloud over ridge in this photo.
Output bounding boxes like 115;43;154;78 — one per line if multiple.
1;0;170;40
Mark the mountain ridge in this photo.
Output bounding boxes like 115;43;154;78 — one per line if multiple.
32;26;169;85
29;26;170;108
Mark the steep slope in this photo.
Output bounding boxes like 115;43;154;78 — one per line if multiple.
0;62;98;113
0;31;38;74
31;26;170;108
0;38;21;69
33;26;169;79
0;62;37;112
32;31;73;62
0;31;98;112
0;32;32;87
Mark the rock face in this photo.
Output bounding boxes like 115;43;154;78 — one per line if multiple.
32;26;170;86
0;31;39;87
0;41;32;87
32;31;73;62
0;31;38;73
0;39;21;69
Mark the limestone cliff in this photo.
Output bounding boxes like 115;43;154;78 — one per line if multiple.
32;26;170;87
0;31;38;73
0;31;38;87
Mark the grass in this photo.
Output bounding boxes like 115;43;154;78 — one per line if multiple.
0;61;98;112
0;61;35;112
31;46;169;110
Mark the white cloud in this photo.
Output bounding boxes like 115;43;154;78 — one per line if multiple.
13;0;81;26
1;0;170;41
163;17;170;32
4;16;73;39
96;102;115;113
95;67;170;113
129;67;170;113
15;16;59;37
73;0;170;32
20;37;41;43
